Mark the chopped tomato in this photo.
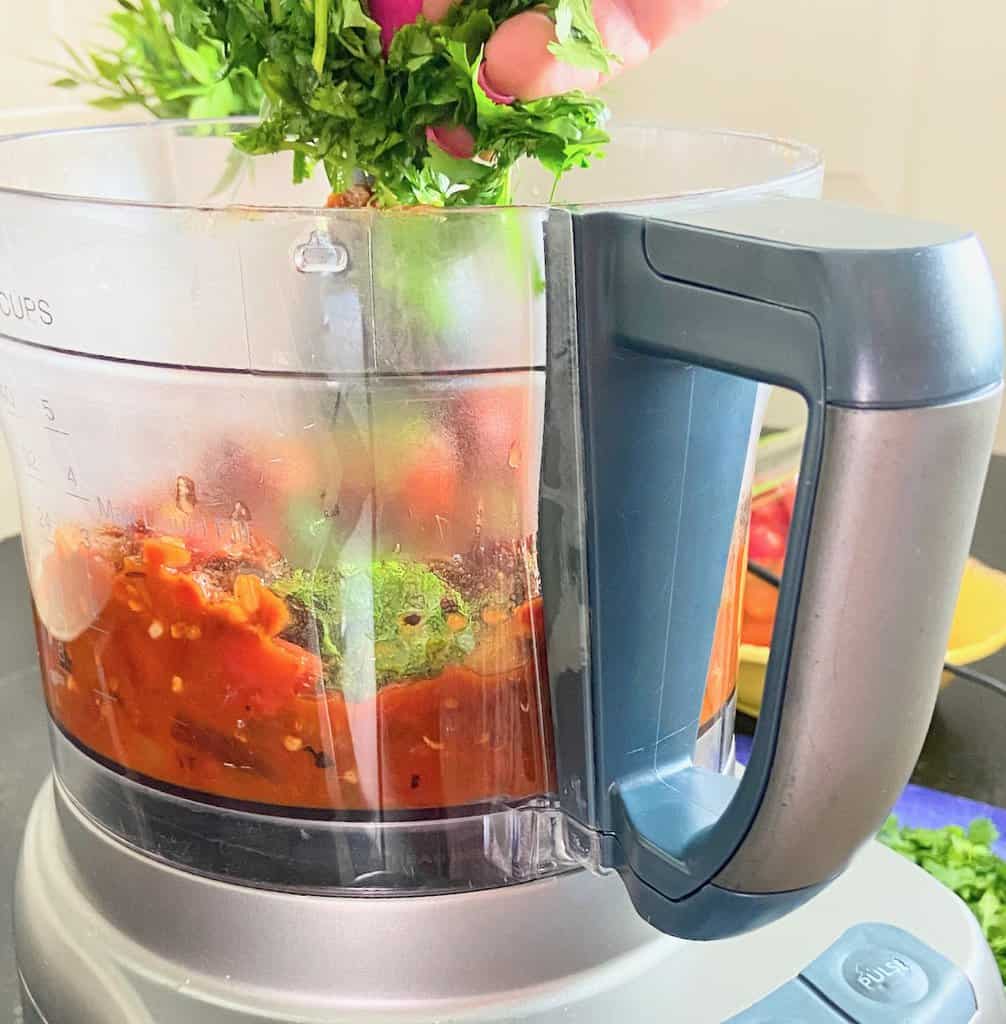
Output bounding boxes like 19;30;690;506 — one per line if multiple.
741;572;781;648
701;518;746;726
33;526;115;642
39;525;554;812
395;433;459;523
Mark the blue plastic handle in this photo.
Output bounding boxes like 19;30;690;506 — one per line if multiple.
559;200;1003;939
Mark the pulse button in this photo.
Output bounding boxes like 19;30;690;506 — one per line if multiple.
840;944;930;1005
802;923;977;1022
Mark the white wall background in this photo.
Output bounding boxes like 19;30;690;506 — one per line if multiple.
0;0;1004;538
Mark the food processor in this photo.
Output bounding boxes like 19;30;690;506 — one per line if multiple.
1;119;1004;1022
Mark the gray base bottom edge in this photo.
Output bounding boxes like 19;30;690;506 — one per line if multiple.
15;776;1006;1023
19;975;47;1024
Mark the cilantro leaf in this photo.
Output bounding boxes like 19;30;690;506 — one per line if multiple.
51;0;262;120
971;818;1000;846
879;816;1006;984
547;0;619;73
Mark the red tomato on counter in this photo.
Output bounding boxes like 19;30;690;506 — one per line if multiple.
741;476;798;647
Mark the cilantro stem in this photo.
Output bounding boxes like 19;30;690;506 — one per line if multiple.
270;0;284;22
122;72;160;117
139;0;185;76
312;0;330;76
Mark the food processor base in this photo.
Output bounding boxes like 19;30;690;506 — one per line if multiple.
15;776;1006;1023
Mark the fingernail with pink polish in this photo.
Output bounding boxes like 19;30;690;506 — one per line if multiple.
477;62;515;106
426;125;476;160
369;0;422;51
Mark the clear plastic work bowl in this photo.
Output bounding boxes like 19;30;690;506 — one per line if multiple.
0;120;822;894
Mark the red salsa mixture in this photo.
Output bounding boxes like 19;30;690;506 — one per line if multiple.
35;518;555;812
33;492;744;814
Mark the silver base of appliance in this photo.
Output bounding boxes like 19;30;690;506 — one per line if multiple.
15;776;1006;1023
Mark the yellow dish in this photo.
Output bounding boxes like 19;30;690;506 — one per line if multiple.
736;558;1006;718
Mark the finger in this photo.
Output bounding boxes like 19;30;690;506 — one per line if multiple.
622;0;728;44
421;0;456;18
369;0;422;50
426;124;476;160
485;11;599;101
484;0;727;101
425;1;646;158
367;0;478;159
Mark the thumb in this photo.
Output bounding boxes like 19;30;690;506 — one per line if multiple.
368;0;421;50
368;0;456;50
484;0;728;101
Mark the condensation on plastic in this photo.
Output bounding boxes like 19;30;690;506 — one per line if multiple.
0;120;822;895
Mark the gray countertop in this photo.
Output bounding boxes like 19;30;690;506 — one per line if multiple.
0;538;50;1019
912;454;1006;802
2;457;1005;1016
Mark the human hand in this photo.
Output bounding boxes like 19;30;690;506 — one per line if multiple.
371;1;725;100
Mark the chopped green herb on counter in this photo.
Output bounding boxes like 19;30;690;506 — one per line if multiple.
878;816;1006;983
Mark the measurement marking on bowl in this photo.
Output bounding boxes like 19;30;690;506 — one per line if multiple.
45;425;69;436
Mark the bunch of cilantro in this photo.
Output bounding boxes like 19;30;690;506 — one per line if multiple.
55;1;612;206
879;816;1006;983
194;0;614;206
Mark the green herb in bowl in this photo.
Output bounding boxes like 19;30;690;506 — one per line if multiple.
273;561;476;698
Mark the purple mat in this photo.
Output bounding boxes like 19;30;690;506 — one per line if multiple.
734;733;1006;857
